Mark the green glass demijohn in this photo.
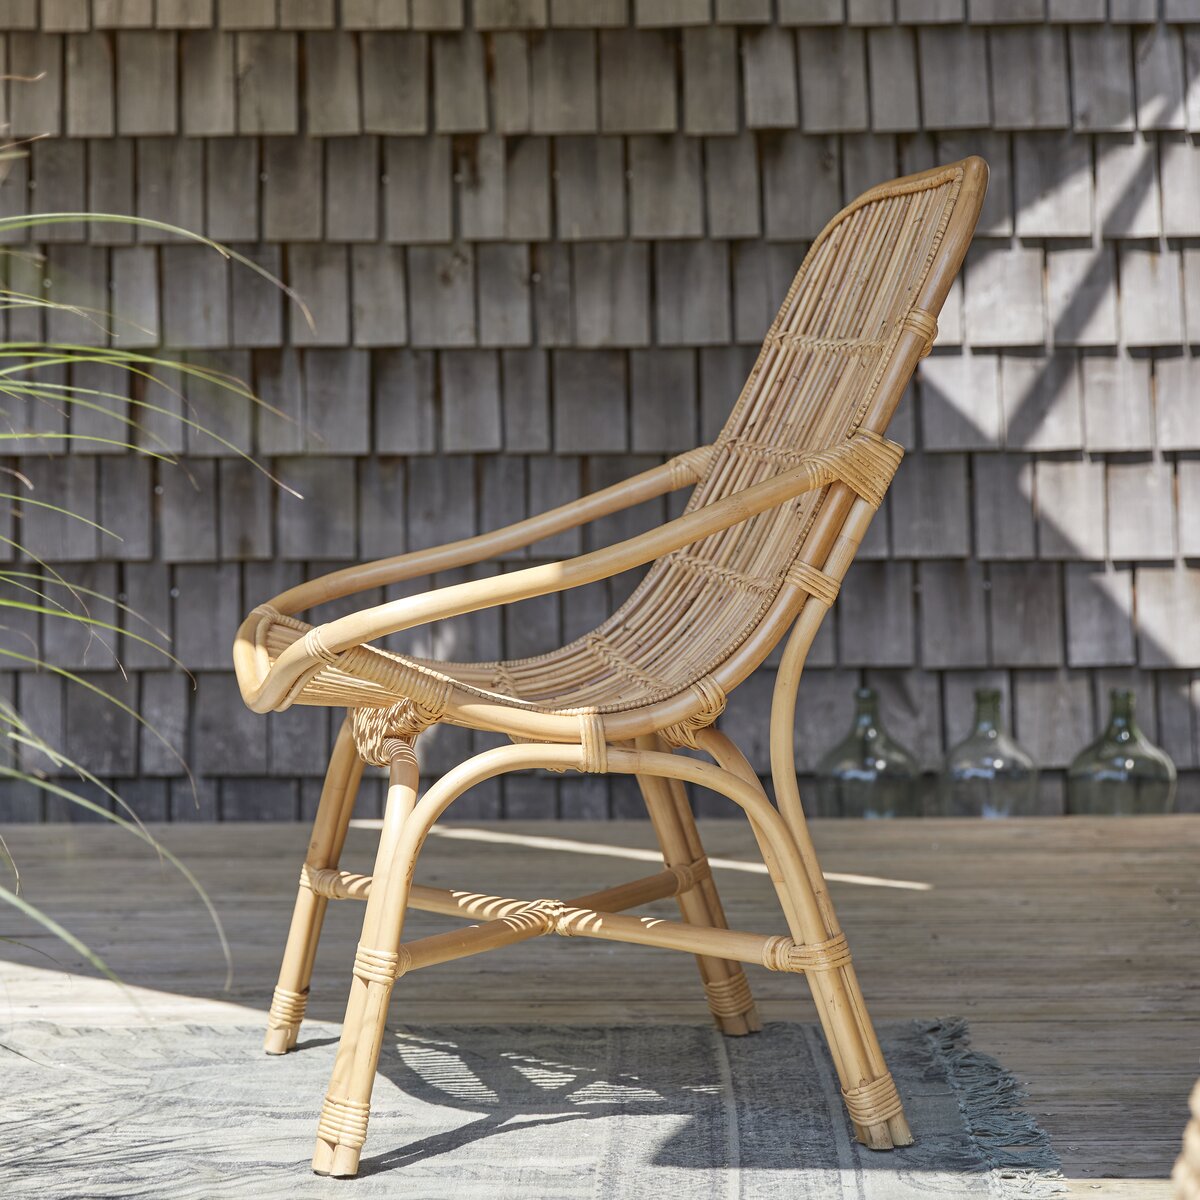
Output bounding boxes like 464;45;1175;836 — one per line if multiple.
939;689;1038;818
1066;689;1176;815
814;687;920;818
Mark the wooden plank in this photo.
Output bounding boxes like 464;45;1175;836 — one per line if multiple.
972;452;1034;560
181;30;235;135
384;136;451;243
798;27;868;133
304;30;360;135
361;32;427;134
654;240;730;345
682;26;737;136
599;28;676;133
628;134;702;238
741;26;798;129
235;31;298;134
530;29;597;134
553;134;625;240
1064;563;1135;668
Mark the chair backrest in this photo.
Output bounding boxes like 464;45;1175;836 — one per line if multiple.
583;159;985;712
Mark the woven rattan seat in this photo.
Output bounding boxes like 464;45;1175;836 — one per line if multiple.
234;158;988;1179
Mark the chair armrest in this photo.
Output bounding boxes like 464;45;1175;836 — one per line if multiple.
265;445;717;616
236;431;902;714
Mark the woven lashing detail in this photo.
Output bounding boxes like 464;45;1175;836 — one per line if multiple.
761;932;852;973
303;627;341;666
812;430;904;511
353;944;405;986
351;678;449;765
667;856;711;893
842;1072;905;1128
659;675;727;749
786;561;840;607
668;444;716;488
267;985;307;1029
703;972;755;1019
902;308;939;358
317;1095;370;1150
765;330;889;355
578;713;607;773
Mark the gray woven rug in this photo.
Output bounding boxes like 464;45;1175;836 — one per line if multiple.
0;1018;1063;1198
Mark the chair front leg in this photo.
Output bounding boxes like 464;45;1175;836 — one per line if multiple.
635;736;760;1036
312;739;420;1178
265;714;365;1055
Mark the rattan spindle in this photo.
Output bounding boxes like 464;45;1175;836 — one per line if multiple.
234;157;989;1177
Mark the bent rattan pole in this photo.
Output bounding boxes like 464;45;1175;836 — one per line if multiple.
265;714;363;1054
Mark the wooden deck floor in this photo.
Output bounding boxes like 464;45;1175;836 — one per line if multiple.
1;816;1196;1197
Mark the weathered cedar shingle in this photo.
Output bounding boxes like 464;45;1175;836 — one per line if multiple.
1161;137;1200;237
65;33;114;136
501;348;551;451
374;349;437;454
351;243;407;346
572;242;651;347
1134;23;1186;131
888;453;970;558
324;137;379;241
217;458;272;558
704;133;761;238
1107;460;1174;561
1013;132;1092;237
1095;133;1161;238
505;136;551;240
161;244;229;347
963;244;1044;348
1013;669;1092;769
230;243;284;346
1119;248;1184;347
866;26;920;132
358;458;407;560
411;0;464;29
262;137;322;240
919;352;1002;451
288;243;350;346
1064;564;1135;667
837;562;916;667
135;138;203;240
1002;352;1084;452
181;29;235;134
440;350;503;451
798;27;868;132
530;30;597;133
552;349;627;452
206;138;260;241
682;26;737;135
554;136;625;239
1155;354;1200;450
761;132;840;240
342;0;411;28
384;136;451;242
1034;457;1106;559
85;139;133;243
492;32;531;133
110;244;160;348
655;241;731;345
918;560;988;669
1068;25;1134;132
458;134;506;240
1136;568;1200;669
303;347;370;453
275;456;357;558
305;31;362;135
628;135;703;238
1047;246;1119;347
530;242;573;345
741;26;798;129
361;32;428;133
630;348;696;452
11;33;63;137
635;0;709;24
972;453;1035;559
432;30;487;132
32;137;85;241
599;29;677;133
477;242;532;346
916;26;989;129
279;0;335;27
407;244;476;347
988;562;1063;667
235;31;298;133
990;28;1070;129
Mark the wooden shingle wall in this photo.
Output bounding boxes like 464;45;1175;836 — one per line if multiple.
4;0;1200;821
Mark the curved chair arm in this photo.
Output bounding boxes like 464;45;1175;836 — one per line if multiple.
265;445;717;617
236;431;902;713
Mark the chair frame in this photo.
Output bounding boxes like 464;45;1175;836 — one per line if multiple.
234;158;988;1178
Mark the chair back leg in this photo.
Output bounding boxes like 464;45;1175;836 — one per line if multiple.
265;714;364;1055
635;735;760;1036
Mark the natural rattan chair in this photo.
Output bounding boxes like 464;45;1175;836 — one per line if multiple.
234;157;988;1177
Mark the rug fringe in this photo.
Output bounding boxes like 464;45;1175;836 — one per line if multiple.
919;1017;1068;1198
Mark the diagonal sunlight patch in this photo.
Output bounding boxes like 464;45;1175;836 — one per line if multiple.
348;823;933;892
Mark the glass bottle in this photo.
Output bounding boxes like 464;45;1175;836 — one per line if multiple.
939;689;1038;818
1066;689;1176;815
814;687;921;818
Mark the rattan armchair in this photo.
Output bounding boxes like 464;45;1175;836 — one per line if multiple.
234;157;988;1178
